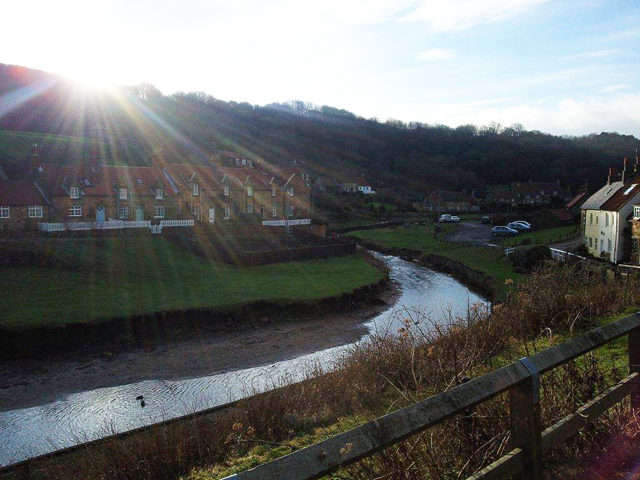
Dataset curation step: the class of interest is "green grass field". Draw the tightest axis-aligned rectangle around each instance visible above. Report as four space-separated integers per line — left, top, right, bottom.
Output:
346 224 521 297
0 237 385 330
503 225 579 247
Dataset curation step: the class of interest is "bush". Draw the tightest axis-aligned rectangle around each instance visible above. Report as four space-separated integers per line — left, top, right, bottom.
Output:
508 245 551 272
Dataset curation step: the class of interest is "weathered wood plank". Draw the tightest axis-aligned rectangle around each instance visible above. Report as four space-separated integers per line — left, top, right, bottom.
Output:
226 362 530 480
541 372 639 453
528 313 640 374
465 448 525 480
509 376 542 480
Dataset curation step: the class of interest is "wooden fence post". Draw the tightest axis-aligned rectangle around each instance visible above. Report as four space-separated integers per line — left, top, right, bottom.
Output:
510 359 543 480
628 328 640 411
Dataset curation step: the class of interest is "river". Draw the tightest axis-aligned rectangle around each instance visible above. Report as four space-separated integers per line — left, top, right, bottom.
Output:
0 253 488 467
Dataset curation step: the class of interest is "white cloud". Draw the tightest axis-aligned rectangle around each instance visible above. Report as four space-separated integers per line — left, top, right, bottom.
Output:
401 0 550 31
416 49 456 61
419 94 640 136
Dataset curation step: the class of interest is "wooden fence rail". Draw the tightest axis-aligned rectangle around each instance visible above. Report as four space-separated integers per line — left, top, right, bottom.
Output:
223 313 640 480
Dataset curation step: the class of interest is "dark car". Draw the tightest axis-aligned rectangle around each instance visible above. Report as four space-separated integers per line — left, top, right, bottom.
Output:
481 216 491 224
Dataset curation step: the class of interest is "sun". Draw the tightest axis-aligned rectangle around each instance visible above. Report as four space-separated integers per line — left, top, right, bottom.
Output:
64 67 119 89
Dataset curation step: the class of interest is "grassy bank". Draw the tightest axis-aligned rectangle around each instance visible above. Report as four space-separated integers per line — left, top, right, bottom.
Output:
18 263 640 480
346 224 522 296
0 236 385 330
503 224 580 247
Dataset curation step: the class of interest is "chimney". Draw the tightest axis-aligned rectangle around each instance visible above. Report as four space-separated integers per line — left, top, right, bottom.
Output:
29 143 41 174
622 157 630 183
608 166 618 185
634 149 640 175
151 148 165 170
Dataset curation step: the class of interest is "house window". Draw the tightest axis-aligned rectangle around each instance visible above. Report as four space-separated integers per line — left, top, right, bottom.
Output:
28 205 43 218
119 188 128 200
289 205 294 217
224 185 230 196
70 187 80 199
608 239 612 252
156 189 163 200
247 204 254 213
0 206 10 218
595 215 599 226
589 237 593 248
288 187 294 196
272 204 277 217
224 205 230 219
69 205 82 217
247 186 253 197
600 239 604 251
590 213 593 225
118 205 129 219
192 205 200 218
192 183 199 196
272 186 277 197
154 205 165 218
605 213 609 227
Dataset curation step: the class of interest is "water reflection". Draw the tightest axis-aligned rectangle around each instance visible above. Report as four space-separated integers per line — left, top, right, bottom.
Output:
0 253 487 466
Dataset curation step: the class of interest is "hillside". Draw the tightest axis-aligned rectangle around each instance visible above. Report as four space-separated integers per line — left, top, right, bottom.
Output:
1 62 639 195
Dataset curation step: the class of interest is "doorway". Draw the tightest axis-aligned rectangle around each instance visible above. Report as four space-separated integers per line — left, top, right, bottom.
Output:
209 207 215 223
96 206 105 222
136 206 144 221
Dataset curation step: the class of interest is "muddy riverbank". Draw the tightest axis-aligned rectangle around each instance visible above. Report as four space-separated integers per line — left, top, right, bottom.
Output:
0 280 399 412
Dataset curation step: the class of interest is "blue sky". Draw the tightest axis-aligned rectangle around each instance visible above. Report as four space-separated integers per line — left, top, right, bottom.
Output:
2 0 639 136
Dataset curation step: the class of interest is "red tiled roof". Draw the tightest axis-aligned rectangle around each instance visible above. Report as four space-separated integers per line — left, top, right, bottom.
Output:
0 179 49 205
566 192 587 209
601 178 640 212
546 208 574 222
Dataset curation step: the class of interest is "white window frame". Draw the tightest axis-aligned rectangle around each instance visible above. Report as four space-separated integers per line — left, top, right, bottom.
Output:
247 204 254 214
224 205 231 219
118 204 129 219
289 205 294 217
156 188 163 200
272 204 277 217
192 183 199 196
154 205 165 218
224 184 230 196
288 187 294 196
0 206 9 219
247 186 253 197
69 205 83 217
119 188 128 200
28 205 43 218
70 187 80 199
191 205 200 218
272 186 277 197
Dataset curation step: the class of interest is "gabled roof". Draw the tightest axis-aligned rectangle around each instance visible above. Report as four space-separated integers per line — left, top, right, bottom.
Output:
0 179 50 205
545 208 574 222
581 181 625 210
164 164 220 190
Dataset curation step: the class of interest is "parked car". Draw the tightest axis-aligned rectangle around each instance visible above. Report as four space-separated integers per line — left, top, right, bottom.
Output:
481 216 491 224
507 222 531 231
451 216 461 223
514 221 531 228
492 226 518 237
438 214 452 223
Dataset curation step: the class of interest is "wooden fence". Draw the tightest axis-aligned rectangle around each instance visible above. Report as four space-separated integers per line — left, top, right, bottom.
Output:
223 313 640 480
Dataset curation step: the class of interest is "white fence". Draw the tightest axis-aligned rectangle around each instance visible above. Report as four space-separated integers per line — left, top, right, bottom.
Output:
160 219 194 227
38 219 192 233
262 218 311 227
550 247 587 262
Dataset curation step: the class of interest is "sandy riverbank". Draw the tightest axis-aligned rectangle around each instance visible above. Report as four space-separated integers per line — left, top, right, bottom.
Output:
0 281 400 412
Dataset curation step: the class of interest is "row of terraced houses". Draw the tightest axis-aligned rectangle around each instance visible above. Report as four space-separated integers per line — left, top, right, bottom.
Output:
0 146 312 232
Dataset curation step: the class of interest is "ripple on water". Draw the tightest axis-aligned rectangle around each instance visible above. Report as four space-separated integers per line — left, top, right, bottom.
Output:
0 253 488 467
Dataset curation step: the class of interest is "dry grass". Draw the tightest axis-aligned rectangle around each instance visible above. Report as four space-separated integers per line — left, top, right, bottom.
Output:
10 262 640 480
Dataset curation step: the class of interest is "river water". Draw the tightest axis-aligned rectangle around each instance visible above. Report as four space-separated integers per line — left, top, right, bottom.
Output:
0 254 487 466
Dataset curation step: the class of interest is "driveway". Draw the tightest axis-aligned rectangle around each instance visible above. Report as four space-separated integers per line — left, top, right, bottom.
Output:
446 221 495 246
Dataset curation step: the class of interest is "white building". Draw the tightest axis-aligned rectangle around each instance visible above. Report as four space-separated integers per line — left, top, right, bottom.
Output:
581 160 640 263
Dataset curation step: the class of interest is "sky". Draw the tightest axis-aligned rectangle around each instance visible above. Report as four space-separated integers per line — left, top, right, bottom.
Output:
2 0 639 136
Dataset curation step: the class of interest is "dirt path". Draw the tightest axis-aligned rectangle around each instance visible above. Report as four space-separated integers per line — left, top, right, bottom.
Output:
0 283 400 412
